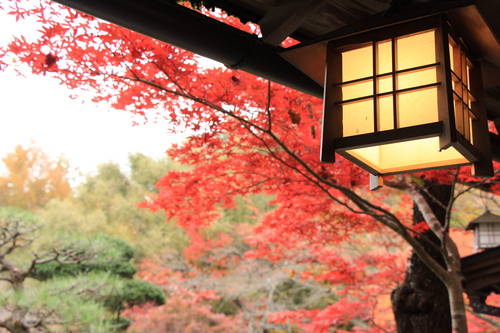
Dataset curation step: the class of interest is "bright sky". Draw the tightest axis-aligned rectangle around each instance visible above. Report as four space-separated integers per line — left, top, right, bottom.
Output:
0 4 184 179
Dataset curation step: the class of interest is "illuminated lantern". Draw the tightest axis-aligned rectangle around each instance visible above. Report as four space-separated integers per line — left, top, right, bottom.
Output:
282 3 498 188
466 211 500 253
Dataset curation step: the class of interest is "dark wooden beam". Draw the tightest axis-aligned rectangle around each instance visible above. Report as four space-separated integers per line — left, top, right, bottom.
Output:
334 122 444 150
259 0 329 46
468 292 500 317
490 133 500 162
464 266 500 290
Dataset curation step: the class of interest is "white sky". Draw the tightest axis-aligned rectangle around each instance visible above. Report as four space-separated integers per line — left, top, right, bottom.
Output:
0 4 184 179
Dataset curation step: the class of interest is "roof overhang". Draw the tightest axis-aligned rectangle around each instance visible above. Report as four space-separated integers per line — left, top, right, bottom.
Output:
281 1 500 87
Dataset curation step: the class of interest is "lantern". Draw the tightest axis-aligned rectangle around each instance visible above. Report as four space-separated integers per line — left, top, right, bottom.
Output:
282 2 499 186
466 211 500 253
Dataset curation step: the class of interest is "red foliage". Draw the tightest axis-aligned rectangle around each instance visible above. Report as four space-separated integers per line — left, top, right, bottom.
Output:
269 299 383 333
131 225 404 332
124 290 246 333
410 221 431 237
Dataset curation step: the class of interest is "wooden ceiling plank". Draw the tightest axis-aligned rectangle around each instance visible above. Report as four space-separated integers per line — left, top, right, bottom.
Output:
463 264 500 281
462 255 500 273
465 274 500 292
259 0 329 46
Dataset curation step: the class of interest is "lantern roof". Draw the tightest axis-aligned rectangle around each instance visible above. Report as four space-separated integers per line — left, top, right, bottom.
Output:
465 211 500 230
281 1 500 86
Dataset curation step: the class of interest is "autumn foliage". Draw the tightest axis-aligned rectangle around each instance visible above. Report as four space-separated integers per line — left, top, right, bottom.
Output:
3 0 500 332
124 224 406 332
0 143 70 209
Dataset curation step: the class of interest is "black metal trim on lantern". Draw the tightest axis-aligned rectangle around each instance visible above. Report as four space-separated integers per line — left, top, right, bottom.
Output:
334 121 444 150
334 82 442 106
333 62 441 88
332 123 482 176
340 150 473 176
454 131 482 162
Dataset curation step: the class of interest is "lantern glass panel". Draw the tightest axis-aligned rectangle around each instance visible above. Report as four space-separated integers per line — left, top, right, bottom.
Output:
337 29 441 138
377 40 392 74
342 45 372 81
377 95 394 131
396 30 436 70
449 36 475 142
397 87 439 128
477 223 500 249
377 76 393 94
346 136 469 174
397 67 437 90
342 100 374 136
342 80 373 100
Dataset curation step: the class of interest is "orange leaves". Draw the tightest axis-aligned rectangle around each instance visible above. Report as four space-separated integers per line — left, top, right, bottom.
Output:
0 143 71 209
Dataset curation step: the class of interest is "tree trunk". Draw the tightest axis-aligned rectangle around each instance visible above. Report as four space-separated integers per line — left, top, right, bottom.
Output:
392 182 452 333
0 308 44 333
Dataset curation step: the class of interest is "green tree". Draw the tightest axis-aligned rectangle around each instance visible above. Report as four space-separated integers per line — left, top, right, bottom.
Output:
77 162 130 215
72 155 189 259
37 198 108 237
0 208 164 332
129 153 175 193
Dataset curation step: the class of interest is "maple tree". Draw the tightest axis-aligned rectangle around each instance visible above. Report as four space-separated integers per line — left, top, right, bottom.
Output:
125 222 406 333
2 1 500 332
125 223 500 333
0 143 71 210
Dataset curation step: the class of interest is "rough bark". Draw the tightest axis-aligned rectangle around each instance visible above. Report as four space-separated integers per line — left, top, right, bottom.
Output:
0 308 47 333
392 182 452 333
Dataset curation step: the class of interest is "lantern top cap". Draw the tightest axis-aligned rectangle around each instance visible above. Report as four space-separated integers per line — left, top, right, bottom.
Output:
280 0 500 86
465 211 500 230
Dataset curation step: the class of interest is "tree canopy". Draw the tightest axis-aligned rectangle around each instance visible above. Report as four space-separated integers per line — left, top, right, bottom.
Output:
0 143 70 210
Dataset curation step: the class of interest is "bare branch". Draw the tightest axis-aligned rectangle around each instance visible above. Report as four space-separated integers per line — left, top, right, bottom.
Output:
266 80 272 132
0 276 12 283
388 181 445 240
467 308 500 328
444 168 460 233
